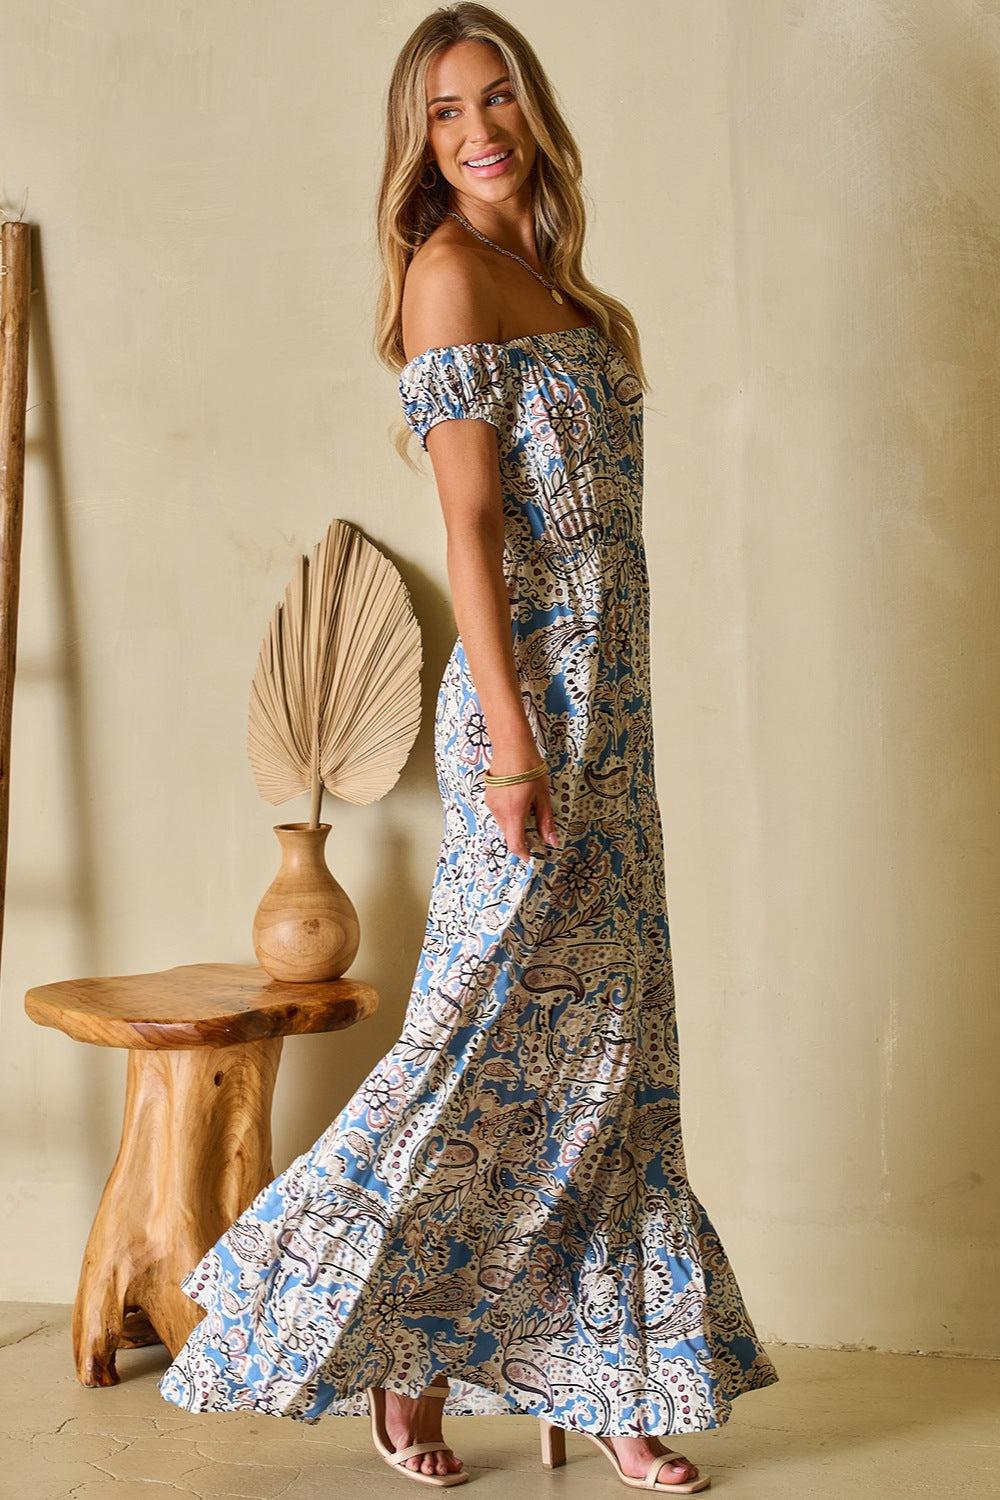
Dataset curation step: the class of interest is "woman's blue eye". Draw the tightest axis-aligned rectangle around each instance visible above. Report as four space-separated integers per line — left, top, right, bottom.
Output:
437 92 512 121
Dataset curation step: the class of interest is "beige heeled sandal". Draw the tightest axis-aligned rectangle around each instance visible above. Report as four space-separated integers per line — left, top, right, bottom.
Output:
367 1381 470 1487
540 1418 711 1492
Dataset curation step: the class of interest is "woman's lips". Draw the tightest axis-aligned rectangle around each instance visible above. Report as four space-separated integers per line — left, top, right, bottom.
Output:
463 148 514 177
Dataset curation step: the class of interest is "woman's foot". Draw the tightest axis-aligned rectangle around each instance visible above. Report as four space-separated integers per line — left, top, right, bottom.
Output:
604 1433 701 1487
381 1380 465 1479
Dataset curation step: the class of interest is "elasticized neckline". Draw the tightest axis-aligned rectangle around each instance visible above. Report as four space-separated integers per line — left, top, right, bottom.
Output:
399 323 607 382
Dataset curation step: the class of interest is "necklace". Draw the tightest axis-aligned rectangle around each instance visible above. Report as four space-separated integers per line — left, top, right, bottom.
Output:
446 208 564 303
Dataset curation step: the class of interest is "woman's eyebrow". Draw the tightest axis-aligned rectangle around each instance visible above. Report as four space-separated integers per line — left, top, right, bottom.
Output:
427 75 511 108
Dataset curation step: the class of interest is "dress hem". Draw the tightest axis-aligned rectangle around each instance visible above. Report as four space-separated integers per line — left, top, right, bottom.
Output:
158 1350 781 1439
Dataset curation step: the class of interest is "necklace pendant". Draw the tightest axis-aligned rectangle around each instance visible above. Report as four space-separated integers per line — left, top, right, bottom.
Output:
550 287 564 303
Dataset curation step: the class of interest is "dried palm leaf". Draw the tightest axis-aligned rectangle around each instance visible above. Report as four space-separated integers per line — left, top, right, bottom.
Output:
248 519 423 824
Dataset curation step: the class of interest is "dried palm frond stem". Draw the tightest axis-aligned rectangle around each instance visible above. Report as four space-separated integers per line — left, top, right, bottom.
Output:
248 519 422 825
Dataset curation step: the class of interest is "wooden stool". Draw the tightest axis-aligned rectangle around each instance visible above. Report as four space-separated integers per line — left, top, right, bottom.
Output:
24 960 379 1387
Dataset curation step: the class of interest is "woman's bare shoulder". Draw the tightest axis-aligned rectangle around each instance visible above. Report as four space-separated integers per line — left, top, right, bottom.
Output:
402 232 501 361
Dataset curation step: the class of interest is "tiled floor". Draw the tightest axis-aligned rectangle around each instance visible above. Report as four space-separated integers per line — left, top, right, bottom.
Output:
2 1303 998 1497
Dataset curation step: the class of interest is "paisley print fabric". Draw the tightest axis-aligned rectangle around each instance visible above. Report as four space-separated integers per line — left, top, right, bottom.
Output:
157 323 779 1437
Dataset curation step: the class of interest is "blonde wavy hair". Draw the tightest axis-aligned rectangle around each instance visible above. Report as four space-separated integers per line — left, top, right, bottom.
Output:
375 2 648 464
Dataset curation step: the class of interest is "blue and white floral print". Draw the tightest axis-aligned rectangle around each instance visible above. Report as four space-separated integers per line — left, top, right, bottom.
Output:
157 324 778 1436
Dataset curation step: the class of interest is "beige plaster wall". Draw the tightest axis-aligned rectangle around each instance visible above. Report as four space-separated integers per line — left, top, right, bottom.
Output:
1 1 997 1357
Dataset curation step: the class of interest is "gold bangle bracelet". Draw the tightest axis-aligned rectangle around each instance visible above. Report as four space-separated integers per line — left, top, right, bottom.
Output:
482 760 548 787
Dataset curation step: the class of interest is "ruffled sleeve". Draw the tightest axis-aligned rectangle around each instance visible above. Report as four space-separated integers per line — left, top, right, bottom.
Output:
398 341 511 452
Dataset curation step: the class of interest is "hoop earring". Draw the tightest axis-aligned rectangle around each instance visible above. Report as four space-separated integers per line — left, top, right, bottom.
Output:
419 160 438 190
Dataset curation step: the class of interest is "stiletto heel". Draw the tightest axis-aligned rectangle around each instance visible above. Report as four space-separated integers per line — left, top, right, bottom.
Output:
539 1418 567 1468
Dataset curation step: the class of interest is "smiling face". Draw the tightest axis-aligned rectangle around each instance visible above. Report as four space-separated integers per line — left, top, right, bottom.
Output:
424 39 537 207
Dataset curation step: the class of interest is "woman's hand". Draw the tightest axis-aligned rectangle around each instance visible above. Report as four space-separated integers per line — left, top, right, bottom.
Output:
484 746 561 862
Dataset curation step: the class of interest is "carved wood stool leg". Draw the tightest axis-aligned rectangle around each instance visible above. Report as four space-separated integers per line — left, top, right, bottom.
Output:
72 1036 282 1385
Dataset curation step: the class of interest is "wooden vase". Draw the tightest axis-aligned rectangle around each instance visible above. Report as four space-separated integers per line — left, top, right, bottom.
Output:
252 822 360 982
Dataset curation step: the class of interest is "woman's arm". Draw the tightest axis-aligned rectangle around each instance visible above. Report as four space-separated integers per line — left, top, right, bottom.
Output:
403 247 560 860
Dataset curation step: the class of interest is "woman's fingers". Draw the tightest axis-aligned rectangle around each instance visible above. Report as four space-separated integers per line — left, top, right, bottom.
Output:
504 793 532 860
534 781 561 847
485 777 560 860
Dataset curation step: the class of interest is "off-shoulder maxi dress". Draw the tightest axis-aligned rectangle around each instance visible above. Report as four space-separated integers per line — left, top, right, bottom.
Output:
157 323 779 1437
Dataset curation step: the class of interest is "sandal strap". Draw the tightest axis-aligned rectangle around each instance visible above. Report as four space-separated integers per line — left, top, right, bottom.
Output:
645 1451 690 1484
391 1439 453 1463
422 1384 449 1398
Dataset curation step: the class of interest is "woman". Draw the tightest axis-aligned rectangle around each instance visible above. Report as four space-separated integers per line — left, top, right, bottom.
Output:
158 5 778 1492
